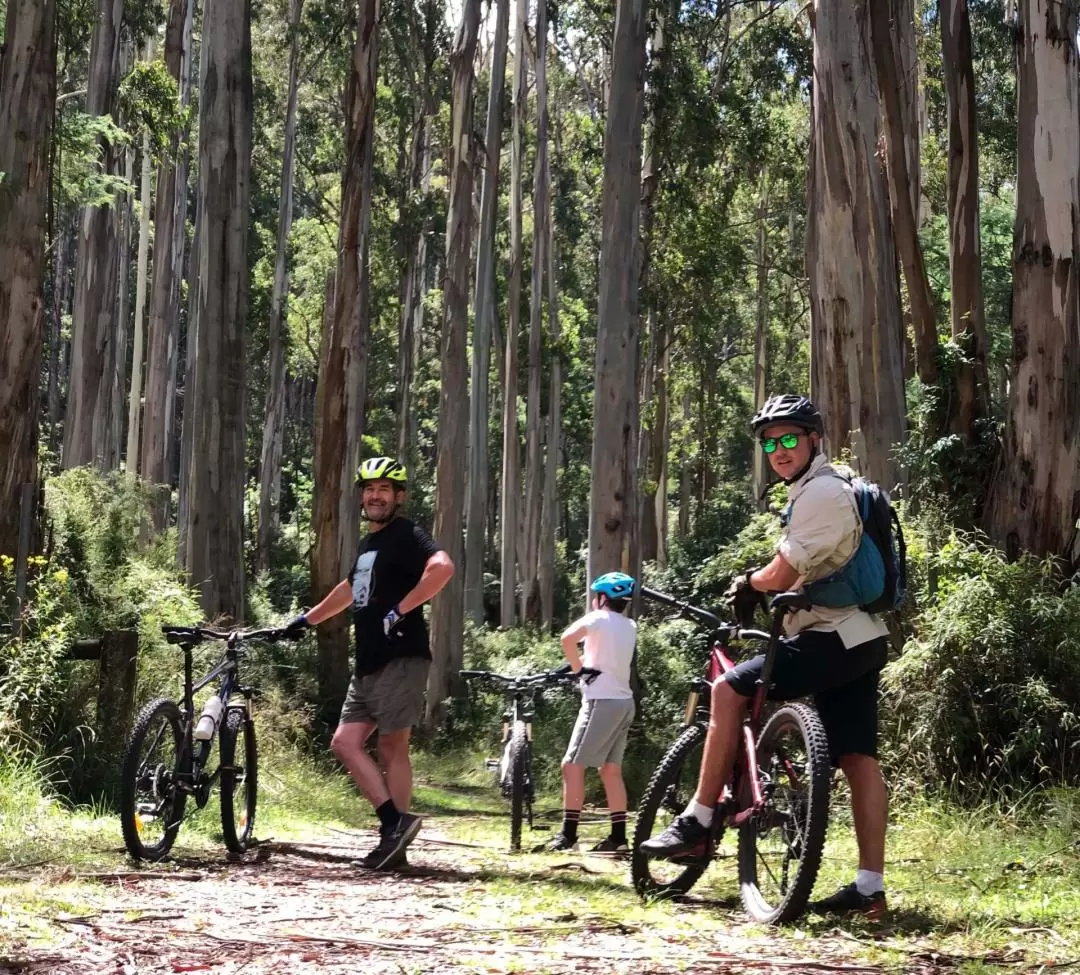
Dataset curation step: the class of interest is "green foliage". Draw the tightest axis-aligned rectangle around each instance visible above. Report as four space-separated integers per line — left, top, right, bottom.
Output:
117 58 188 157
883 526 1080 791
0 470 201 770
52 109 132 211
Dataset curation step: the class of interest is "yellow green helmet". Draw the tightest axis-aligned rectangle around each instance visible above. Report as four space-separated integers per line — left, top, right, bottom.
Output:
357 456 408 485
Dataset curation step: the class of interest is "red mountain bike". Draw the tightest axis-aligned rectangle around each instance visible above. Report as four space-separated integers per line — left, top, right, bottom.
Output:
631 587 831 924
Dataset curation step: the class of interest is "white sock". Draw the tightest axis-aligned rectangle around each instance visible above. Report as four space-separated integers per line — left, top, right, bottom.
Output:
855 869 884 896
681 800 713 827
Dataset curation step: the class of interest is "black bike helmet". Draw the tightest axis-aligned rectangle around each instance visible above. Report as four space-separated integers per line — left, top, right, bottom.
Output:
750 394 824 436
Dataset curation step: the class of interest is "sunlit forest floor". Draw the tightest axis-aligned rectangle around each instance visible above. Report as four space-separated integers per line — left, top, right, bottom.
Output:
0 752 1078 974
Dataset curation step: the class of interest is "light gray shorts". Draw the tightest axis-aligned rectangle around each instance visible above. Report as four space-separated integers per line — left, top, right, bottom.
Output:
563 698 636 767
340 656 430 733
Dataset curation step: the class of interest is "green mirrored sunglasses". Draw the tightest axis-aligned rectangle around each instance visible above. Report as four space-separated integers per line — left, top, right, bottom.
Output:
760 432 802 454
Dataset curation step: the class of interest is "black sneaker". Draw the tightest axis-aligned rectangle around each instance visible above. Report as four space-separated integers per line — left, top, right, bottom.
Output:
638 815 710 860
589 836 629 855
359 812 422 869
533 832 579 853
809 883 886 919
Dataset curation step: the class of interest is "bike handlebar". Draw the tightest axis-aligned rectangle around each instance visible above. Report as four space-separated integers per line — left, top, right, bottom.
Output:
162 625 303 647
459 666 602 688
640 586 729 630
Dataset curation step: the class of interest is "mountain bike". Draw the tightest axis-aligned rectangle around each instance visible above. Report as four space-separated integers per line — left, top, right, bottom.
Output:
119 624 298 861
459 665 600 853
631 587 831 924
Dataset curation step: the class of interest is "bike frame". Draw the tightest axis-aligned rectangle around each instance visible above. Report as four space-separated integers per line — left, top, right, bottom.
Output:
641 587 806 834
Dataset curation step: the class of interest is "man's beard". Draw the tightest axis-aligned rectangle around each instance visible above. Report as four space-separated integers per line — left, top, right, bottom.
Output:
363 502 398 523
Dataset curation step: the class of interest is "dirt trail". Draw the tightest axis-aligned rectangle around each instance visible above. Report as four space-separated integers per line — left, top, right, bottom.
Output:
0 824 959 975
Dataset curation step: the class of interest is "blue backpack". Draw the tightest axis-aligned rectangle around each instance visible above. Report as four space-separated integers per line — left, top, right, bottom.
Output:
781 470 907 614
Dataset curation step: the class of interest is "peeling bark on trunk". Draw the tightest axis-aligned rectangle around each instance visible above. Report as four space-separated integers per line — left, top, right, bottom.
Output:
870 0 937 390
588 0 646 588
465 0 509 625
185 0 253 621
941 0 990 436
47 229 71 432
256 0 304 574
142 0 193 524
985 0 1080 567
499 0 528 628
177 202 201 568
113 139 134 471
63 0 124 471
807 0 906 491
312 0 379 707
426 0 480 727
0 0 56 558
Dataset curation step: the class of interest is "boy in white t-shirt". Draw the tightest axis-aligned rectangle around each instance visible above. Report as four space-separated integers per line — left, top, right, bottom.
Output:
542 572 637 853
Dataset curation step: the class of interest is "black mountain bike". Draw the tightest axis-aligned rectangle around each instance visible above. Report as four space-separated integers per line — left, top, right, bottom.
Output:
631 587 832 924
119 624 297 861
459 665 599 852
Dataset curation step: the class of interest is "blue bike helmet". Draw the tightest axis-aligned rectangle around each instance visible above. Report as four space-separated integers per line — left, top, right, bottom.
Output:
590 572 636 600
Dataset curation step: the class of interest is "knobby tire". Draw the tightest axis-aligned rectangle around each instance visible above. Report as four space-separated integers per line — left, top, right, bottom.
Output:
220 707 259 854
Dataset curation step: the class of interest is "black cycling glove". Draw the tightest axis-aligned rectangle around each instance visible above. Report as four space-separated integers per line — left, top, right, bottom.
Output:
726 570 766 629
280 614 312 640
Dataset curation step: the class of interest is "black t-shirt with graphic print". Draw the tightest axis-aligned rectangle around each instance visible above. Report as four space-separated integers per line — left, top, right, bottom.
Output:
347 516 442 676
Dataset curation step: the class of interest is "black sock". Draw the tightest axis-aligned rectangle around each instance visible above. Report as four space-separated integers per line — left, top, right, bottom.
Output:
562 808 581 842
376 800 401 834
610 811 627 844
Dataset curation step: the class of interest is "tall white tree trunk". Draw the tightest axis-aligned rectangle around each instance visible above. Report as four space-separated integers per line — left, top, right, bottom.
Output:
499 0 528 627
587 0 647 589
256 0 304 573
751 173 769 509
126 65 155 477
986 0 1080 565
465 0 510 625
807 0 906 490
63 0 124 470
426 0 481 726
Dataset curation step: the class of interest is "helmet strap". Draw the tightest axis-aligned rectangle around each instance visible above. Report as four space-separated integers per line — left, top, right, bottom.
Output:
781 439 820 485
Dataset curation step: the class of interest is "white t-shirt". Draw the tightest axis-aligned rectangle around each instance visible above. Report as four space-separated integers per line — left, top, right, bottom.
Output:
575 609 636 701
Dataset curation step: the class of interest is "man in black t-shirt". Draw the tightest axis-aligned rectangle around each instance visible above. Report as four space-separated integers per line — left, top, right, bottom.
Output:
281 457 454 869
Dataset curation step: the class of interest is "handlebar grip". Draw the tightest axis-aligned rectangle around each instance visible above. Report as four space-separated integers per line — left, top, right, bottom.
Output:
579 667 602 685
459 670 486 678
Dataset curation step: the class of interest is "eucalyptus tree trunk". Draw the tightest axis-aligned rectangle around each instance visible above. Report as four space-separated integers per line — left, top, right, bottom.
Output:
112 140 135 470
522 0 553 624
538 36 562 629
426 0 481 727
256 0 304 574
587 0 647 589
177 203 201 568
312 0 379 705
807 0 906 491
651 321 670 567
637 0 671 562
63 0 124 471
985 0 1080 566
142 0 194 521
869 0 937 390
941 0 990 437
677 388 691 537
126 101 154 476
47 230 71 432
185 0 253 621
0 0 56 558
751 171 769 510
499 0 528 627
894 0 919 223
465 0 510 625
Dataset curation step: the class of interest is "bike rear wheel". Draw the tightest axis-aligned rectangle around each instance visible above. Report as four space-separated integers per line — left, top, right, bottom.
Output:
220 707 258 854
508 721 528 852
120 698 188 861
631 722 710 899
737 702 831 924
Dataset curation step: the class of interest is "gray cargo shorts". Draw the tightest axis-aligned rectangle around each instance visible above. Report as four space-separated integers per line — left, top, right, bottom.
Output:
340 656 430 733
563 698 636 767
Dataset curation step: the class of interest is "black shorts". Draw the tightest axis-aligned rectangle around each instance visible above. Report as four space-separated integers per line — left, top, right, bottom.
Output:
724 630 888 761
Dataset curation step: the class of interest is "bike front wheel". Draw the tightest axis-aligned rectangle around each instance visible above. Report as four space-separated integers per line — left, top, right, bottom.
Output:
508 721 529 852
120 698 188 861
737 702 831 924
220 707 258 854
631 722 710 899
